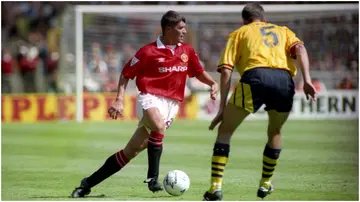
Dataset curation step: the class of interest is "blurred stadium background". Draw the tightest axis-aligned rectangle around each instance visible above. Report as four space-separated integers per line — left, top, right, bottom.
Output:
1 1 358 121
2 1 358 95
1 1 359 201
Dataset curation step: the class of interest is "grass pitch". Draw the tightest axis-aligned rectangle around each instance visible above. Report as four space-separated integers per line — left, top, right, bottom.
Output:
2 120 358 200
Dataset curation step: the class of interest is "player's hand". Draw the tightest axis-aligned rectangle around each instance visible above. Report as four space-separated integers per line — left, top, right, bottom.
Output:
210 83 219 100
108 99 124 120
303 80 317 101
209 111 223 130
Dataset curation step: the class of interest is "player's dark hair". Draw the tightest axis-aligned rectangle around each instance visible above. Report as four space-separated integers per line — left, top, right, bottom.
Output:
242 3 265 22
161 10 186 33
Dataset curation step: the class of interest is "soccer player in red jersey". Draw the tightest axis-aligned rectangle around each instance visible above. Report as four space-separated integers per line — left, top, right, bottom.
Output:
71 10 218 198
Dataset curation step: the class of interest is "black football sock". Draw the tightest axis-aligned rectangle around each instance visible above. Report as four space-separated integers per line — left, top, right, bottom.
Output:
147 131 164 181
86 149 129 188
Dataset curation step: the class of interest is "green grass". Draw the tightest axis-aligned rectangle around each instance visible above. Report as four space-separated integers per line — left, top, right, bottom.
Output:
2 120 359 201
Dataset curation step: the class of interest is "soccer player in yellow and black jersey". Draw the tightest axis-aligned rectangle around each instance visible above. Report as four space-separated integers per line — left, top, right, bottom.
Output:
202 3 317 201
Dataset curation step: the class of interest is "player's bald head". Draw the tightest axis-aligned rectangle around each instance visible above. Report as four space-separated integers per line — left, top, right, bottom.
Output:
242 3 265 22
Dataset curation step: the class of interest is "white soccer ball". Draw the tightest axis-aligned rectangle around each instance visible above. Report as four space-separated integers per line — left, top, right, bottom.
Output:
163 170 190 196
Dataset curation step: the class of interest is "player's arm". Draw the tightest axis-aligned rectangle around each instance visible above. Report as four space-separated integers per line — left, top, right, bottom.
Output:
286 27 309 82
195 71 218 100
218 68 232 112
208 63 233 130
291 44 311 83
116 52 142 100
217 32 240 111
287 28 316 100
188 48 219 100
195 71 216 86
108 49 144 119
208 32 240 130
291 44 316 100
115 74 129 101
108 73 129 119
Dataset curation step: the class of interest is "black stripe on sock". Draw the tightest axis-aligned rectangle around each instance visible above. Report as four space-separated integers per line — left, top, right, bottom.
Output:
263 167 275 172
263 161 276 167
262 174 273 178
211 173 223 178
211 167 224 172
212 162 226 166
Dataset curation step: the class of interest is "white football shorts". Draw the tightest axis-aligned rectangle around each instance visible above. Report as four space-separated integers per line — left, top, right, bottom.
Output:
136 93 179 131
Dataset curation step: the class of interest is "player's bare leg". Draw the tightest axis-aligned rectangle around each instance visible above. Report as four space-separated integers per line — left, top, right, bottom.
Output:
123 126 149 159
203 103 249 201
257 110 290 199
71 126 149 198
141 107 166 192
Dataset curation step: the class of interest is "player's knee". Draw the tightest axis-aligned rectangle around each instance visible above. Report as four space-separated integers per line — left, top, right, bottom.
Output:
217 122 234 139
151 121 166 133
268 126 281 136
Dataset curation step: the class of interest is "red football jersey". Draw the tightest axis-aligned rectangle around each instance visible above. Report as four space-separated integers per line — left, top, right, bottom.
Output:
122 37 205 102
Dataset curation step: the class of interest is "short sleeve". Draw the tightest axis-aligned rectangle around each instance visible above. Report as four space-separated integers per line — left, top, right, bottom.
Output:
187 47 204 78
217 31 241 73
285 27 303 52
121 48 145 80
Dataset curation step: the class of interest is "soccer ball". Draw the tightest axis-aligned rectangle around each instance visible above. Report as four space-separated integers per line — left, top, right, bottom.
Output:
163 170 190 196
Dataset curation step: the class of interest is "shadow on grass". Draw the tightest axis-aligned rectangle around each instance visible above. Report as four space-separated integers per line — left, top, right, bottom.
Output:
123 193 181 200
30 194 106 199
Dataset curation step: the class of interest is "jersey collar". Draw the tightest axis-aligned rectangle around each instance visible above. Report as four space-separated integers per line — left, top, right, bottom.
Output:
156 36 182 49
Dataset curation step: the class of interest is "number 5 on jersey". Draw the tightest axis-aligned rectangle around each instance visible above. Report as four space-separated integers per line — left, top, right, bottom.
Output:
260 26 279 47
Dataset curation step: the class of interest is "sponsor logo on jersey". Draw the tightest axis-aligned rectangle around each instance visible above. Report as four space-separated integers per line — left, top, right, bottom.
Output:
158 66 188 73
